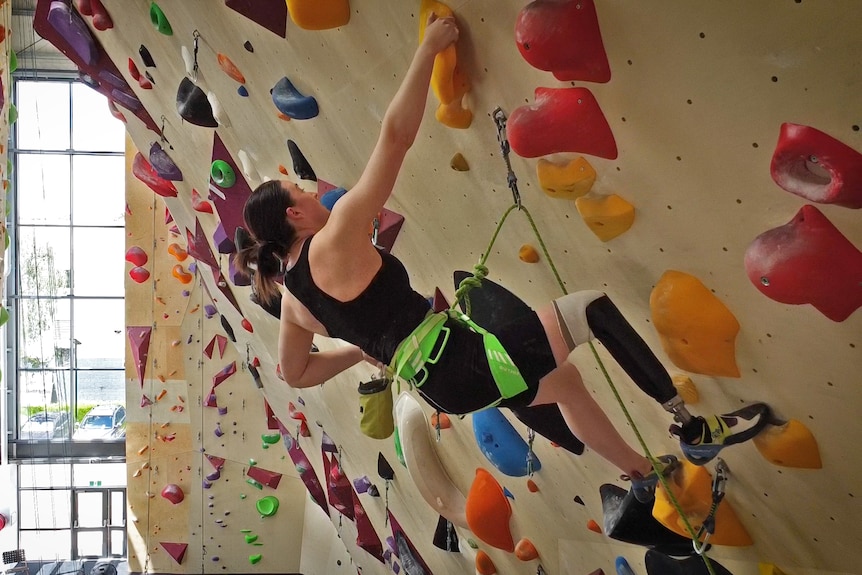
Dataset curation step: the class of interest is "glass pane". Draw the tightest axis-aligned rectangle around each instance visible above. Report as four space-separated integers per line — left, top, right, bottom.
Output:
72 464 126 489
18 226 72 296
18 296 71 366
19 463 72 488
16 80 71 151
110 529 126 556
72 155 125 226
73 299 125 368
19 488 72 528
75 491 104 528
72 82 125 152
17 154 71 225
110 491 125 526
72 229 124 296
76 530 105 557
19 529 71 560
18 404 74 441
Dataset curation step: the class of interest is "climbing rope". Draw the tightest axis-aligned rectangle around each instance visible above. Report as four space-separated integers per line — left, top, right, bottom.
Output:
451 108 722 574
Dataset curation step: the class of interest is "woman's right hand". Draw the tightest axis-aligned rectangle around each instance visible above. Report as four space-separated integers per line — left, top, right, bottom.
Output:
422 13 459 54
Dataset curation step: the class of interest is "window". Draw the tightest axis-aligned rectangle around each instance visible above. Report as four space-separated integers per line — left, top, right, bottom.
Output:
6 75 128 561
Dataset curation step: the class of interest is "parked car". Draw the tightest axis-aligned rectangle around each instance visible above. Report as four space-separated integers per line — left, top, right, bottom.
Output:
73 404 126 440
20 410 72 440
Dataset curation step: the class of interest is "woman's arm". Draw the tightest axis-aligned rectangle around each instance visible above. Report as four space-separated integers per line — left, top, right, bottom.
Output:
278 317 365 388
323 15 460 239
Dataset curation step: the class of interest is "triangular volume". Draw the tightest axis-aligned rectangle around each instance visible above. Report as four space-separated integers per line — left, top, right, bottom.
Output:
127 326 152 387
280 424 328 516
215 334 228 358
205 454 226 470
432 287 450 312
373 208 404 254
159 542 187 565
214 270 243 314
247 465 283 489
210 133 254 248
352 489 384 563
325 453 355 520
225 0 287 38
388 511 433 574
212 361 237 387
185 219 219 270
204 335 217 359
599 483 693 555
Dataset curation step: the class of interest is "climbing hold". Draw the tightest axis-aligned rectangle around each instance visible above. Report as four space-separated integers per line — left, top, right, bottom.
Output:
575 193 635 242
475 550 497 575
176 77 218 127
107 100 126 123
320 187 347 210
47 0 97 65
139 44 155 67
89 0 113 31
465 468 514 552
599 483 693 555
149 142 183 181
526 479 539 492
587 519 602 534
243 40 254 52
207 91 232 128
248 554 262 565
377 452 395 481
132 153 178 197
419 0 472 128
671 374 699 405
650 270 741 377
430 412 451 429
508 87 617 159
515 0 610 83
615 557 636 575
238 85 249 97
160 484 184 504
759 564 790 575
191 188 213 214
537 156 596 200
217 53 246 84
450 152 469 171
653 460 753 546
171 265 193 284
129 266 150 283
744 204 862 322
271 77 319 120
125 246 148 267
211 160 237 188
128 58 141 81
472 407 542 477
159 542 187 565
753 419 821 469
149 2 173 35
241 318 253 333
518 244 540 263
286 0 350 30
770 122 862 209
256 495 279 517
167 243 188 261
287 139 317 181
514 538 539 561
245 533 258 544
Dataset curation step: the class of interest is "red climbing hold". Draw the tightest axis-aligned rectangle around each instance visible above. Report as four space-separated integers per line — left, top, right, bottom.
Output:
515 0 611 83
125 246 148 266
129 266 150 283
508 87 617 160
132 153 177 198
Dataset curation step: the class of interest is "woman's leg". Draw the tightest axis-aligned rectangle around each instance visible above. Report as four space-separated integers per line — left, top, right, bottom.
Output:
530 305 652 478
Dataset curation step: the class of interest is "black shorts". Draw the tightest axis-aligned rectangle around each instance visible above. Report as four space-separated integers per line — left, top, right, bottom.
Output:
415 310 556 415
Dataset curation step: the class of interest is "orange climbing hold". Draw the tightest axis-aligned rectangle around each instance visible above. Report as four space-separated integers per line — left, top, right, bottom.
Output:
419 0 472 129
537 157 596 200
286 0 350 30
475 550 497 575
653 460 753 546
759 564 790 575
172 265 193 284
526 478 539 492
650 270 741 377
466 468 514 552
278 164 289 175
217 53 246 84
167 243 188 261
575 194 635 242
519 244 540 263
514 538 539 561
753 419 821 469
586 519 602 534
430 412 451 429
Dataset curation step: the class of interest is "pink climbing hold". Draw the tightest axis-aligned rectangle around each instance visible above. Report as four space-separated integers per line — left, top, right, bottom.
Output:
770 122 862 209
744 204 862 322
132 152 177 198
128 266 150 283
159 542 187 565
508 87 617 160
160 483 185 504
125 246 148 266
515 0 611 83
127 326 152 387
213 362 237 387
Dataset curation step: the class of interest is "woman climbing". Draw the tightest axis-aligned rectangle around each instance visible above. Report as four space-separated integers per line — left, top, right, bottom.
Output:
235 13 770 502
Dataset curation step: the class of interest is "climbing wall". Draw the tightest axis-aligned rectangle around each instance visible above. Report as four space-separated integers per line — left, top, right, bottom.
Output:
35 1 862 574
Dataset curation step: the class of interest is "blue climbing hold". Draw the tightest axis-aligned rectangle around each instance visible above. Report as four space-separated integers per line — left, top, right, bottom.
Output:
616 556 637 575
472 407 541 477
320 187 347 210
271 77 319 120
238 85 249 97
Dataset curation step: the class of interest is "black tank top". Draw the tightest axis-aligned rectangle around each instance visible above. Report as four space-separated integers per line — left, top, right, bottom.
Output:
283 237 431 363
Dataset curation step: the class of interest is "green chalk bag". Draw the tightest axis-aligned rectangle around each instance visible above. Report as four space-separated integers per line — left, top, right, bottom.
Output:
358 377 394 439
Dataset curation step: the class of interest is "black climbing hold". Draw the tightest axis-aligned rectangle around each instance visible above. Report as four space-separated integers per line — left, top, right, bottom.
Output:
244 40 254 52
377 452 395 481
139 44 156 67
220 315 236 342
287 139 317 181
176 77 218 127
432 515 460 553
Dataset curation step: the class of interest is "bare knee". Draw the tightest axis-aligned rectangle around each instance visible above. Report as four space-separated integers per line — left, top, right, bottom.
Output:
529 362 588 407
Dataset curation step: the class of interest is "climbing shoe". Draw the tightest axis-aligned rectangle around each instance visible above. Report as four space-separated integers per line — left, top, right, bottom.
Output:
624 454 680 504
671 402 772 465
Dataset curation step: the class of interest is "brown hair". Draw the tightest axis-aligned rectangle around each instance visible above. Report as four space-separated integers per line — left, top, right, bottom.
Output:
234 180 297 306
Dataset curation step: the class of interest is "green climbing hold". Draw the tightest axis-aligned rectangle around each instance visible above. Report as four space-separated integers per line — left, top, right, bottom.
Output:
149 2 173 35
9 50 17 74
467 538 479 549
256 495 279 517
245 534 258 544
246 478 262 490
0 307 9 327
8 103 17 125
394 426 405 467
240 494 247 500
248 458 257 466
249 554 262 565
211 160 236 187
262 432 280 445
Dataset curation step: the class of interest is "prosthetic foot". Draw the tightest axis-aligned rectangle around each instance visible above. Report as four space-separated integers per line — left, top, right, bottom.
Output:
670 402 772 465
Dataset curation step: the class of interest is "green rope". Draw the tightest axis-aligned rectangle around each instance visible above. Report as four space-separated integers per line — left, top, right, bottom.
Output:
455 202 718 573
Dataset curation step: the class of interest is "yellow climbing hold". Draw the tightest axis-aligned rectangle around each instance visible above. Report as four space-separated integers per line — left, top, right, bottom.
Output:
650 270 741 377
286 0 349 30
419 0 472 129
753 419 821 469
537 157 596 200
519 244 540 263
653 460 753 547
759 564 790 575
671 374 699 404
575 193 635 242
450 152 469 171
